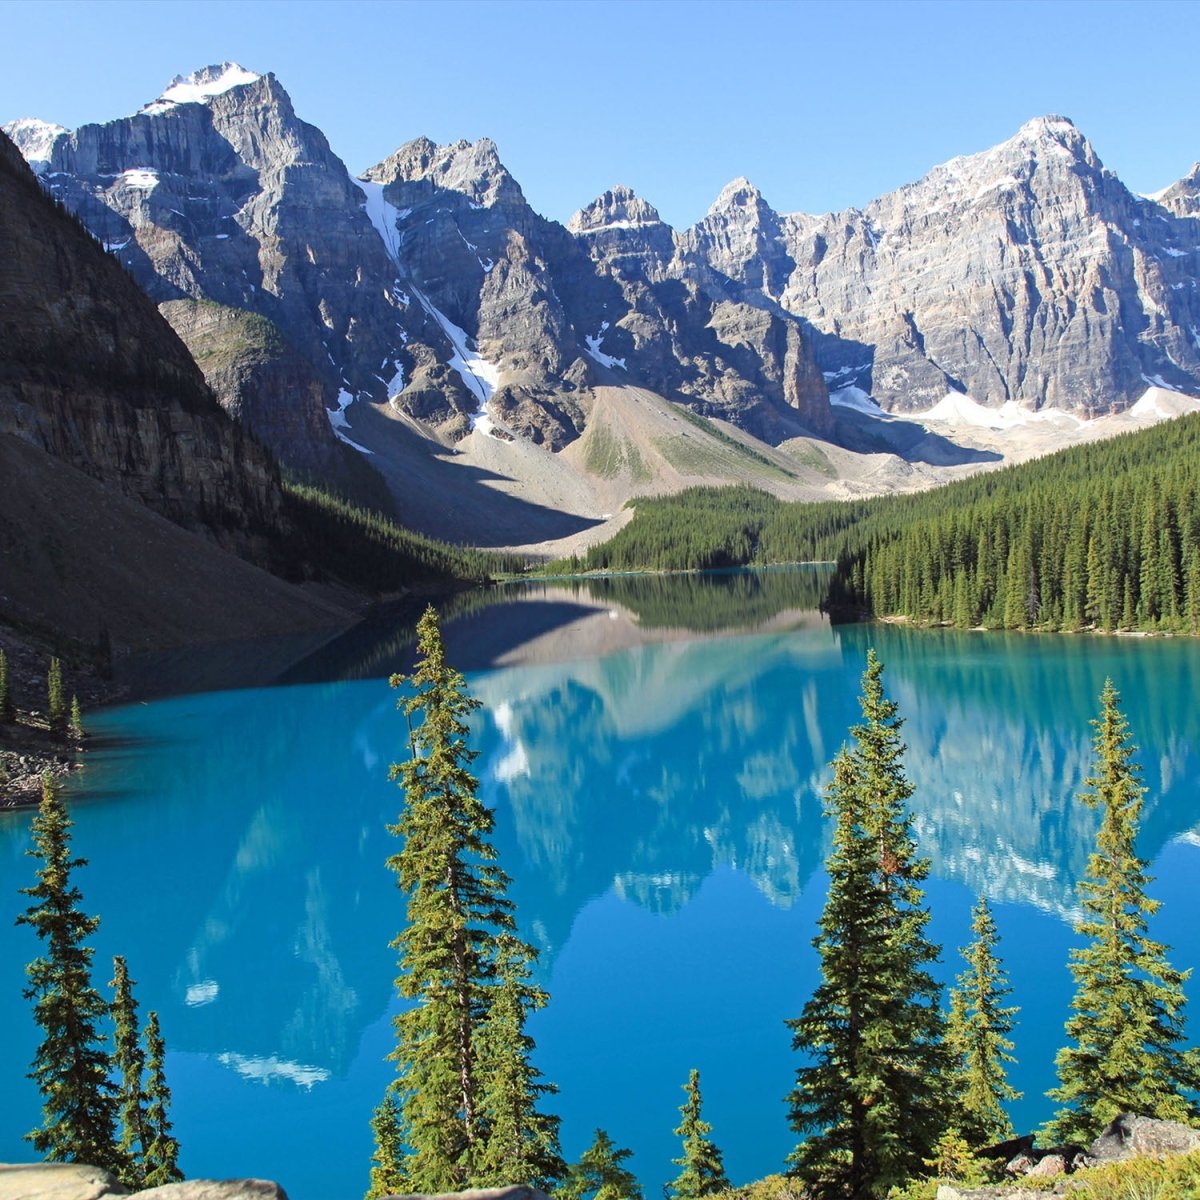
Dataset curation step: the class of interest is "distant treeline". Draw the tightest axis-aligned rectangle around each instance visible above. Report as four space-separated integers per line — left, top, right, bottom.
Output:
548 414 1200 634
284 481 526 591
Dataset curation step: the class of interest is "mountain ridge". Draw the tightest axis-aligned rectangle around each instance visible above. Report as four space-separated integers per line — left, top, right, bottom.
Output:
6 68 1200 553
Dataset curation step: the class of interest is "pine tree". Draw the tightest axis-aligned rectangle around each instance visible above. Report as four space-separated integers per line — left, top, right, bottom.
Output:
561 1129 643 1200
1045 680 1200 1144
110 956 146 1185
366 1089 406 1200
471 933 564 1189
944 898 1020 1149
667 1069 729 1200
140 1011 183 1187
0 646 13 722
70 695 84 739
17 773 119 1168
375 606 558 1191
787 652 948 1200
47 657 66 735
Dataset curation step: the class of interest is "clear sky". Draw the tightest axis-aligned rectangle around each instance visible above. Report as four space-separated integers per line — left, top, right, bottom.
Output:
4 0 1199 229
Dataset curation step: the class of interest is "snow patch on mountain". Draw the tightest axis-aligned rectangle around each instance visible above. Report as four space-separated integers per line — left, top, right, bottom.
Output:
355 178 405 266
2 117 67 172
413 291 503 435
585 322 626 370
326 388 374 454
919 392 1083 429
141 63 260 114
830 386 890 418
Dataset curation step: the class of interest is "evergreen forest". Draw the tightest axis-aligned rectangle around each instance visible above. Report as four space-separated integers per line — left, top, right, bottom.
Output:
552 415 1200 635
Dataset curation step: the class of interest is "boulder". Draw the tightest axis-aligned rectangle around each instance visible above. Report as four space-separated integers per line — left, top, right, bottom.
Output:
137 1182 287 1200
1089 1113 1200 1163
0 1164 127 1200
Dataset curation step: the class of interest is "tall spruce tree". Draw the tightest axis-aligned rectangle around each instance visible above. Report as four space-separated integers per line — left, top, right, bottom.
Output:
0 646 13 722
47 657 66 735
140 1011 183 1187
17 773 119 1169
1045 680 1200 1144
945 898 1020 1149
366 1088 406 1200
561 1129 643 1200
667 1069 729 1200
110 955 147 1184
787 652 948 1200
471 933 564 1189
374 606 558 1192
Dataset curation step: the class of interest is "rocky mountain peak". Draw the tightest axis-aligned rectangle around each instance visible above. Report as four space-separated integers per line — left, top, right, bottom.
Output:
707 176 769 216
568 185 665 234
1154 162 1200 216
1 117 67 173
363 135 524 209
139 62 262 115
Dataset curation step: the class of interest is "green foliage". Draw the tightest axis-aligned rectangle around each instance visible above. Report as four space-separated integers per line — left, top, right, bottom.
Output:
471 934 565 1189
47 657 66 735
140 1011 182 1188
283 479 525 592
562 487 784 573
376 606 559 1191
366 1088 406 1200
945 898 1020 1148
1045 681 1200 1144
668 1069 730 1200
70 695 84 739
0 647 13 722
557 414 1200 637
110 956 146 1186
1070 1148 1200 1200
786 652 949 1200
561 1128 643 1200
17 773 119 1169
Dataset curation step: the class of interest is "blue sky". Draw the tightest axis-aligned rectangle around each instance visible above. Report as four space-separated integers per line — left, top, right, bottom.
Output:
4 0 1199 229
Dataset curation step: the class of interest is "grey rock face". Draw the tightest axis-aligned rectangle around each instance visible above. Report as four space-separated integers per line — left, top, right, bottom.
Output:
568 185 833 440
362 136 599 449
1156 163 1200 217
9 66 418 470
0 128 285 564
690 116 1200 415
1089 1113 1200 1163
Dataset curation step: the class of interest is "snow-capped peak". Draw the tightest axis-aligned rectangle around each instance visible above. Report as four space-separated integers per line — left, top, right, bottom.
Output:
3 117 68 172
142 63 260 113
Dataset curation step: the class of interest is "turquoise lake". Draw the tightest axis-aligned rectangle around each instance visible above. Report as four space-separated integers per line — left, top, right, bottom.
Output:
2 569 1199 1198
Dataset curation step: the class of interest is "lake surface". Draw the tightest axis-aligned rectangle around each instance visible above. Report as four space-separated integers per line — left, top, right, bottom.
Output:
2 569 1199 1198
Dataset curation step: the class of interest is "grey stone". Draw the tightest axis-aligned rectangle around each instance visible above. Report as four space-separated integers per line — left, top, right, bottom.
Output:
137 1181 287 1200
0 1163 127 1200
1089 1113 1200 1163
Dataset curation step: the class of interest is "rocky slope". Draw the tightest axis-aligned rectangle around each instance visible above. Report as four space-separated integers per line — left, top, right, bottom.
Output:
0 128 349 654
0 127 285 559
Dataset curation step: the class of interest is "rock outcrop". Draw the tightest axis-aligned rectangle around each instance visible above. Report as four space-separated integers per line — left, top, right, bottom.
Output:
1089 1113 1200 1163
0 1165 288 1200
0 127 284 562
6 65 418 473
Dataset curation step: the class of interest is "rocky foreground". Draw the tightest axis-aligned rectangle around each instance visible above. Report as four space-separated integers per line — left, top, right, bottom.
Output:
3 1123 1198 1200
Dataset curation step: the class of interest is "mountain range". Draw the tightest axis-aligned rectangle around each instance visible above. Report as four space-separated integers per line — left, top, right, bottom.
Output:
6 63 1200 554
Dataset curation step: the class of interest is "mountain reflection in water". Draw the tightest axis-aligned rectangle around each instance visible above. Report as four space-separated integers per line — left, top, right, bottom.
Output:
1 571 1197 1199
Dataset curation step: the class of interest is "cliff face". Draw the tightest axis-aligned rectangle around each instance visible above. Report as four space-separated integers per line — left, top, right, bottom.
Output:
0 128 284 561
688 118 1200 415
